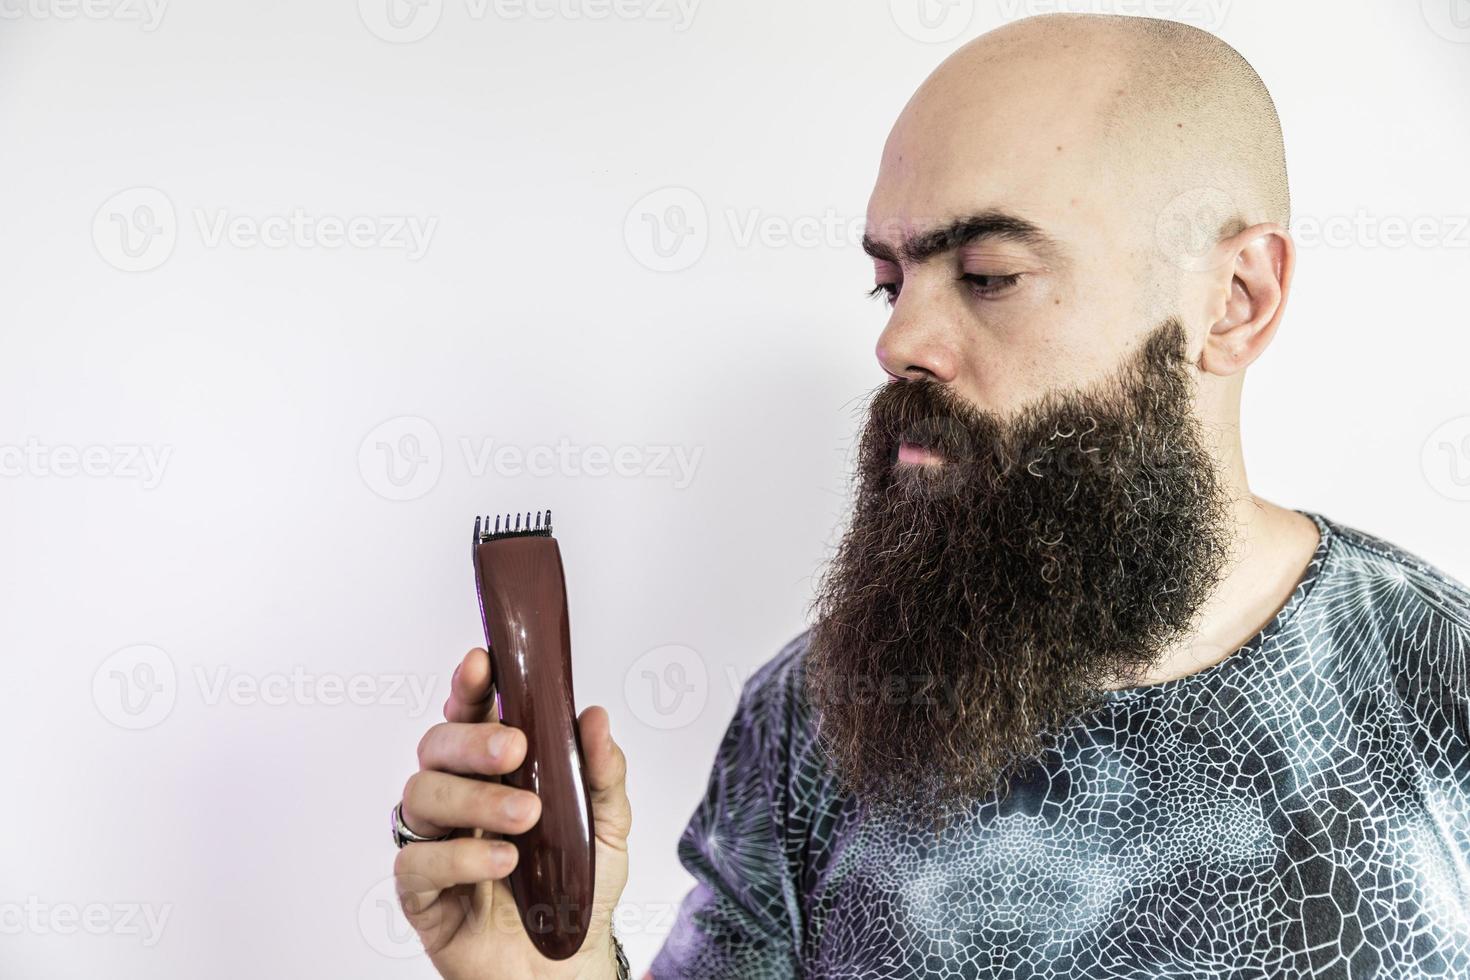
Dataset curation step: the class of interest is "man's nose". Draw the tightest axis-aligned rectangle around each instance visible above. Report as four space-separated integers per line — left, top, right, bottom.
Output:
874 303 959 383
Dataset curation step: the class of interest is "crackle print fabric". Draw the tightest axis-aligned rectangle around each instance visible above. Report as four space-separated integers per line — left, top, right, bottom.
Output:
650 512 1470 978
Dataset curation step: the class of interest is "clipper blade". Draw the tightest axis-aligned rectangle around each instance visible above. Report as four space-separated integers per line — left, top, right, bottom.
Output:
474 509 553 543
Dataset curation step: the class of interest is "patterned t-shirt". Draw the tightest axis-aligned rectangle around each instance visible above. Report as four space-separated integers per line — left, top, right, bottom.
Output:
649 511 1470 979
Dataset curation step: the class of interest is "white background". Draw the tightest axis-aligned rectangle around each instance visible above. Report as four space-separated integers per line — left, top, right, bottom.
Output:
2 0 1468 976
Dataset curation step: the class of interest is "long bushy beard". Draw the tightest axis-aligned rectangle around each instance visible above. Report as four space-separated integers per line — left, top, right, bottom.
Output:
805 318 1235 822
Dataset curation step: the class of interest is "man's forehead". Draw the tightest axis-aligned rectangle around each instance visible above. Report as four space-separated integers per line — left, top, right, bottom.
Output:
882 47 1121 160
863 104 1141 267
865 38 1128 253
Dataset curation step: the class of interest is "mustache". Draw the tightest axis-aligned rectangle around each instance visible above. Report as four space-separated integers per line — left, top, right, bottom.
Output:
868 374 996 460
862 323 1201 486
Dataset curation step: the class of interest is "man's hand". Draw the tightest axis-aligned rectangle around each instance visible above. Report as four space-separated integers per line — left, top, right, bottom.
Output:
394 647 633 980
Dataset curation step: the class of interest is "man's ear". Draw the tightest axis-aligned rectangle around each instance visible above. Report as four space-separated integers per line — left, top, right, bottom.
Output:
1199 223 1295 377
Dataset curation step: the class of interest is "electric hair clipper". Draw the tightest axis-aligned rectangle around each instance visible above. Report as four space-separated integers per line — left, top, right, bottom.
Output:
472 510 596 961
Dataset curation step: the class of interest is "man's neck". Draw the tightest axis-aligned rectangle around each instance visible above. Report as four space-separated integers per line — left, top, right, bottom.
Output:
1100 493 1321 692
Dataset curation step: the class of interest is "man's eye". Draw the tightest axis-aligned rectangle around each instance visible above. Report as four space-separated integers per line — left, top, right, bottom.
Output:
867 282 900 306
960 273 1023 297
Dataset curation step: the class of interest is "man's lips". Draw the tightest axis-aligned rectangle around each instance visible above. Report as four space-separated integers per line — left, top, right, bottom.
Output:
897 441 945 465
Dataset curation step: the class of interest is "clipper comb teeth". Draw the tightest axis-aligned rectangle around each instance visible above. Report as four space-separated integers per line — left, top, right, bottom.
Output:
474 509 553 543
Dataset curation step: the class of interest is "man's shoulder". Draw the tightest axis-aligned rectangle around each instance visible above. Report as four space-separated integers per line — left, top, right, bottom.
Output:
743 628 814 702
1312 511 1470 709
1317 511 1470 635
723 628 822 763
1316 514 1470 777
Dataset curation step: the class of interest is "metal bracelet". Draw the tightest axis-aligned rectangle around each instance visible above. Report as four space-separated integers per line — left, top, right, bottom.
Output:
610 926 632 980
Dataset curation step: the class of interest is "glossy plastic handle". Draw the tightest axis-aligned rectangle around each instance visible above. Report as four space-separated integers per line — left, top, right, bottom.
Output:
473 533 595 961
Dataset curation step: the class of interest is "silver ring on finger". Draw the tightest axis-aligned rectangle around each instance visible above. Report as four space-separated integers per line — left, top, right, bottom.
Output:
391 800 454 849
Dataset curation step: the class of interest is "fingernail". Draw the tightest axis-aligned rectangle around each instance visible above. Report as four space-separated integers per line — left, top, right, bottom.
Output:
504 794 537 821
490 842 517 871
488 730 511 758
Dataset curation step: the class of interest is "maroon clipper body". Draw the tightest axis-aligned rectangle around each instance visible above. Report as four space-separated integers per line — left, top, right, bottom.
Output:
471 510 595 961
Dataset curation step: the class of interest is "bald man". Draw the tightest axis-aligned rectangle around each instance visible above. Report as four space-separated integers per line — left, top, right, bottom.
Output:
392 14 1470 980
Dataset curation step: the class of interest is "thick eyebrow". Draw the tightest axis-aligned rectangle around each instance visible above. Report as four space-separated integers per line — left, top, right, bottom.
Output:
862 210 1064 266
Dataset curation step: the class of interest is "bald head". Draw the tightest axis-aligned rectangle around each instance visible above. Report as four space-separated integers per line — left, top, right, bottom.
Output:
1104 16 1289 234
867 13 1295 421
883 14 1287 258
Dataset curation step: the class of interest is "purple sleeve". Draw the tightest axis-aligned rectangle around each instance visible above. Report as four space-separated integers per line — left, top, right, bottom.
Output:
649 677 802 979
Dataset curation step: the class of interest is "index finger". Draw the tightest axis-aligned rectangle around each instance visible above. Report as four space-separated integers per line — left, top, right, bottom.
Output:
444 647 496 723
